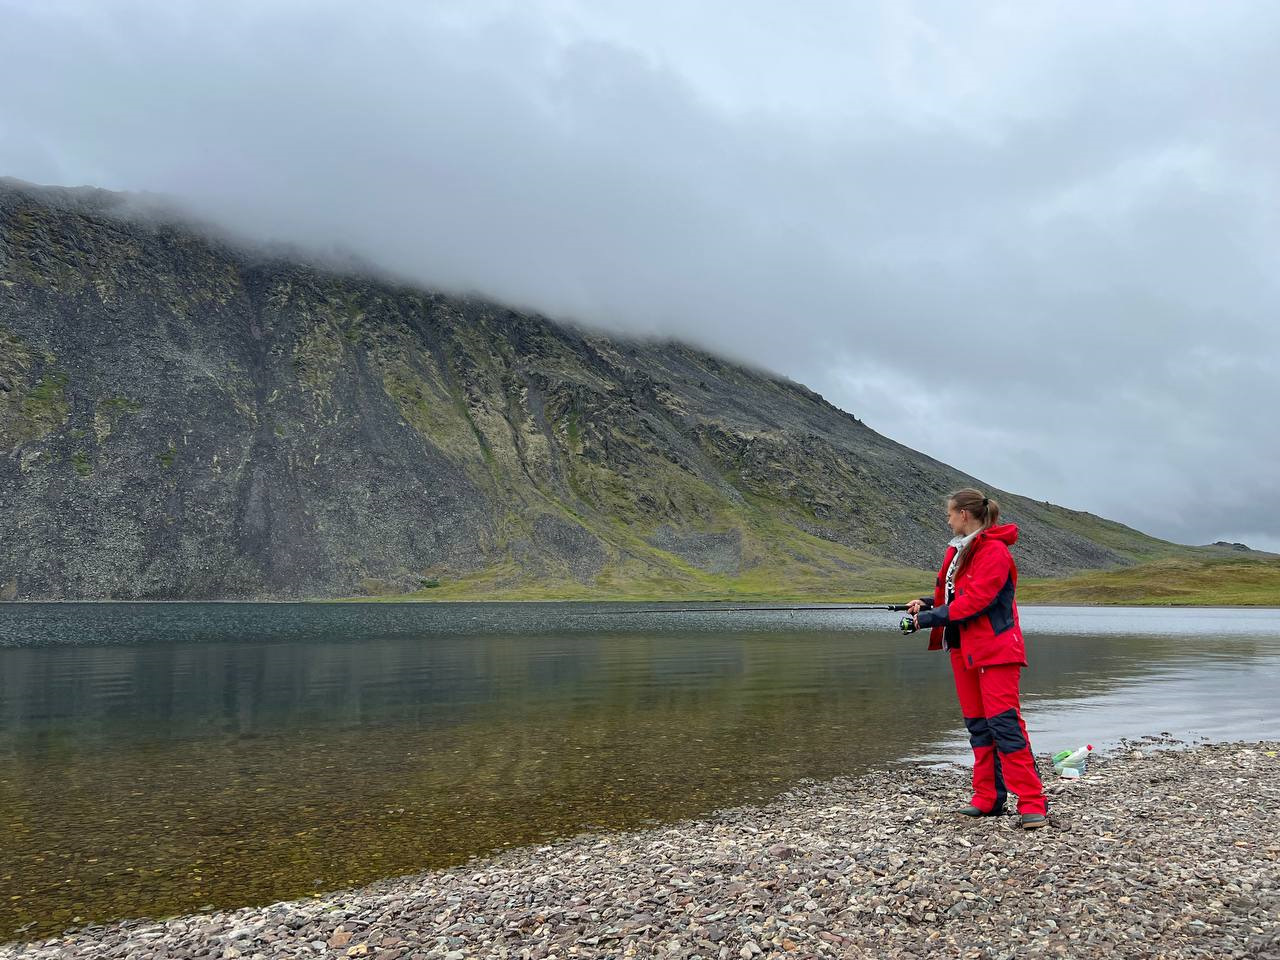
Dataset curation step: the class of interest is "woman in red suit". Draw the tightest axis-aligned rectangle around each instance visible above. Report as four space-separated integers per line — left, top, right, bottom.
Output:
908 488 1048 829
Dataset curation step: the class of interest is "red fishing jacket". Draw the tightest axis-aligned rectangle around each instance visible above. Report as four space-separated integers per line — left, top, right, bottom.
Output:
916 523 1027 669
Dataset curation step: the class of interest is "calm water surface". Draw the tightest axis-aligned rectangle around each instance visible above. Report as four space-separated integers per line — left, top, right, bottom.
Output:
1 602 1278 939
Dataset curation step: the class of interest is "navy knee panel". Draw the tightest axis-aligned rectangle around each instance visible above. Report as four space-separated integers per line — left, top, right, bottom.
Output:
987 708 1028 754
963 715 993 748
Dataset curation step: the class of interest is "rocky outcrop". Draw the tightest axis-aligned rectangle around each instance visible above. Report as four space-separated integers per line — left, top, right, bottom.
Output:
0 179 1174 599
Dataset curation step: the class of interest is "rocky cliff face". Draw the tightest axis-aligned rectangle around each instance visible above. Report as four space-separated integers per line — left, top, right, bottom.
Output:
0 179 1173 600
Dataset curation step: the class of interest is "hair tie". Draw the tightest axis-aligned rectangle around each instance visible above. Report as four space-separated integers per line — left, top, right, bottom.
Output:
982 497 989 506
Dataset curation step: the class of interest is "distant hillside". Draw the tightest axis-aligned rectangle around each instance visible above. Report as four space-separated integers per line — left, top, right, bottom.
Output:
0 178 1206 600
1019 553 1280 607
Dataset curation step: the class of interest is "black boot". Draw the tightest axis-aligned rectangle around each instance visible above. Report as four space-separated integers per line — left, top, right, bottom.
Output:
954 803 1005 817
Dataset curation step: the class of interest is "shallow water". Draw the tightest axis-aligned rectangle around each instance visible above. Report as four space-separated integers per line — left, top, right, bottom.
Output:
1 602 1278 939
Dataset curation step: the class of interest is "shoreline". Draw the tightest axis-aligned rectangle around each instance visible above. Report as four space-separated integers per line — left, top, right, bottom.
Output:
4 738 1277 959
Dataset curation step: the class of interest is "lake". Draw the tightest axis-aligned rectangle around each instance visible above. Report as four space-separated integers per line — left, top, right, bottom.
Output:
1 602 1278 939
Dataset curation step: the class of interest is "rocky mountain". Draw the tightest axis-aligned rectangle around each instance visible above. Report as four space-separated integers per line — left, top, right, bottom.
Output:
0 178 1180 600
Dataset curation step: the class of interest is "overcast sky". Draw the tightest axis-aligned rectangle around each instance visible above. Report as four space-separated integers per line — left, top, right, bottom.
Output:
3 1 1277 551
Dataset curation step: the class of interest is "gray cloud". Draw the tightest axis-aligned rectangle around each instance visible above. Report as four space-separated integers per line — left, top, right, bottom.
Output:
2 0 1277 550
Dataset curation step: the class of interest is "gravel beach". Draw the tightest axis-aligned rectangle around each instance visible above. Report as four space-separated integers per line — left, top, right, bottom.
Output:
4 738 1277 960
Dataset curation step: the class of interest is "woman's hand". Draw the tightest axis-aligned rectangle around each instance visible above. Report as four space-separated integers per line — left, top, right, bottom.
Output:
907 599 925 615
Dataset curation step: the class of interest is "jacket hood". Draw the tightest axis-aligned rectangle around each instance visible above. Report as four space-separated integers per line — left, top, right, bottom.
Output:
980 523 1019 546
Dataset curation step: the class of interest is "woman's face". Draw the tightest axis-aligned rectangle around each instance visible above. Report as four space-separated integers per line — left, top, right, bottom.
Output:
946 502 973 536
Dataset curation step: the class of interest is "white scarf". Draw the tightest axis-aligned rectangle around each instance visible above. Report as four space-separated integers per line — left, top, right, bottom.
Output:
945 529 981 602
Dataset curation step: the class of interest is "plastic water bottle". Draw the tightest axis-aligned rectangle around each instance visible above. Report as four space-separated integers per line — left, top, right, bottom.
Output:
1053 744 1092 777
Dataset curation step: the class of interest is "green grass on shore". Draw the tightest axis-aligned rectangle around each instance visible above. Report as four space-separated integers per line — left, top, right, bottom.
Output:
1018 552 1280 607
350 562 932 605
343 550 1278 607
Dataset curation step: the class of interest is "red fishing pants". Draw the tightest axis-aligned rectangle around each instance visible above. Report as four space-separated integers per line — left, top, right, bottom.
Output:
950 650 1047 815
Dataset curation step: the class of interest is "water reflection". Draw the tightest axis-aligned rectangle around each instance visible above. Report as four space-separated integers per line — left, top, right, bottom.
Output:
0 603 1278 940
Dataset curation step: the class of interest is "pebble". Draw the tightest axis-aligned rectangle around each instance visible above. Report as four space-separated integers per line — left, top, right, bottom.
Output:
2 738 1278 960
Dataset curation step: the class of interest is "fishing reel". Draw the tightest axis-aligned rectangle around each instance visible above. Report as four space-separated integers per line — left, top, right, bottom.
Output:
898 615 918 635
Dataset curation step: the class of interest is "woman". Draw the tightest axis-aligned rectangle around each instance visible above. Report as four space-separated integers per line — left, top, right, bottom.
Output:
907 488 1048 829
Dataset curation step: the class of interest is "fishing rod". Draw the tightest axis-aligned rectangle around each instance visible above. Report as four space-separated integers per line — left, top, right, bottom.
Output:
583 603 914 616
